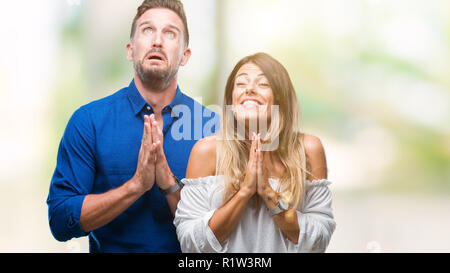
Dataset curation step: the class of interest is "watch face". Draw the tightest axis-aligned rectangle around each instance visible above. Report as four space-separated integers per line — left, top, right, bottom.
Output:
279 199 289 210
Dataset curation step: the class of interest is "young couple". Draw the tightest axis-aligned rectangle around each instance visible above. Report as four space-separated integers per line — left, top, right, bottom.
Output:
47 0 335 253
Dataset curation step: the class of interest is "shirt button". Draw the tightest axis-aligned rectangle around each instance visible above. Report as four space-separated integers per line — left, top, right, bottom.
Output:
146 106 151 111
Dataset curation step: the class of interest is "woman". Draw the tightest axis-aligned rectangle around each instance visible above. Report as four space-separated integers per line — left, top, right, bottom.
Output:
173 53 336 252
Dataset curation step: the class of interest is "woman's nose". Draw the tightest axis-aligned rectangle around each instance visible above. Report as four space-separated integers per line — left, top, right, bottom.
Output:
245 83 256 94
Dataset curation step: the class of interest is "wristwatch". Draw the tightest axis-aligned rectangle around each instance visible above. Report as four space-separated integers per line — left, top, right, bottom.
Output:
159 174 183 195
269 198 289 217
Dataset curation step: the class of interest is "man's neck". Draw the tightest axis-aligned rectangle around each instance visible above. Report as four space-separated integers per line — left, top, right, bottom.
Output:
134 74 178 115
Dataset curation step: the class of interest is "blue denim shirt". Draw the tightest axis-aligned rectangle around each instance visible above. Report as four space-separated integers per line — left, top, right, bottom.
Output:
47 79 219 252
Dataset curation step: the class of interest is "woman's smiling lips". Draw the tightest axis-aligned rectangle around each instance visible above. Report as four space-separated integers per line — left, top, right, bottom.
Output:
240 98 262 108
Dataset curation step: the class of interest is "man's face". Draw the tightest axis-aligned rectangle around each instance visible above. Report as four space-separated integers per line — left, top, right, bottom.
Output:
127 8 191 90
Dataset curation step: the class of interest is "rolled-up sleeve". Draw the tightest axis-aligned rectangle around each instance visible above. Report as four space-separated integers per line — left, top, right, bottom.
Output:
46 107 95 242
173 177 227 253
290 179 336 253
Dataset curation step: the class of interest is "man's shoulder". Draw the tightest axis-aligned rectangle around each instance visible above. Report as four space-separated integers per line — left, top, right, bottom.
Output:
66 86 129 129
80 86 129 113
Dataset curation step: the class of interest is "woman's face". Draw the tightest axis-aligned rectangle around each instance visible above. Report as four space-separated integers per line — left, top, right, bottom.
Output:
231 62 274 125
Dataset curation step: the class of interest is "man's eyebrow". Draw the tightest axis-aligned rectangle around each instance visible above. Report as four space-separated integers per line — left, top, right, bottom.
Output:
165 24 181 32
138 21 181 32
138 20 153 27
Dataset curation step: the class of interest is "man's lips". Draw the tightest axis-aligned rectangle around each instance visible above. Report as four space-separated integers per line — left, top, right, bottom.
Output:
145 51 166 62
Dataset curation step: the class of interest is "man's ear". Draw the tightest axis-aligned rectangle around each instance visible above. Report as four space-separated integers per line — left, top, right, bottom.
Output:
179 47 191 67
126 42 134 62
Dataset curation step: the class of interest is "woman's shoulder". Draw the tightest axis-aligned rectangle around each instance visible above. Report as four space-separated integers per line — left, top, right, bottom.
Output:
192 135 217 155
185 135 217 179
301 133 328 181
302 134 325 154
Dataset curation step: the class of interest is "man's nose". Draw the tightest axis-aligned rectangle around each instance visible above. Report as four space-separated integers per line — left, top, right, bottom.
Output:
151 31 163 47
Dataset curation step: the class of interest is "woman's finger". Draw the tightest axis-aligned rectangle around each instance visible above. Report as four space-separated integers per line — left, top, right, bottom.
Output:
257 133 263 164
249 132 257 165
256 134 262 174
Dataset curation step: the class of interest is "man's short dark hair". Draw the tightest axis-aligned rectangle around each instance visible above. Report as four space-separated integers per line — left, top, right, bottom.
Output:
130 0 190 46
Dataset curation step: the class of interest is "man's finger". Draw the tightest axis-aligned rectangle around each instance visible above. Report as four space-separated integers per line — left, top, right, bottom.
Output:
154 140 165 161
150 114 160 144
150 142 158 163
141 115 147 145
147 115 154 141
143 115 154 162
141 116 149 147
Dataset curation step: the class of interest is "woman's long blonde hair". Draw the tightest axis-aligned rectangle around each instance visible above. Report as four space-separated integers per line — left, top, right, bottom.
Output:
216 53 310 209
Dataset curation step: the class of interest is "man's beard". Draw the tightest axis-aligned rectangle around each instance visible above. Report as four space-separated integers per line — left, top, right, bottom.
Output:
134 54 179 91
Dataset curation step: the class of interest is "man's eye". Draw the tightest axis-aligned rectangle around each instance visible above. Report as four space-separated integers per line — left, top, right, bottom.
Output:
166 31 175 38
144 28 153 34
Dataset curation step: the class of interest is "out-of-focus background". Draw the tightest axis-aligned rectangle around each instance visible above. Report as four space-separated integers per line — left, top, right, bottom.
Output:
0 0 449 252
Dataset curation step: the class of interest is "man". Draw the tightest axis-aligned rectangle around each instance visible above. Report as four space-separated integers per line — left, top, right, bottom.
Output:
47 0 218 253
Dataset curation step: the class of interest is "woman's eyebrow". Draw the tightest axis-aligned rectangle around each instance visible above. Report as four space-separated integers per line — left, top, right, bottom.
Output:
236 73 248 78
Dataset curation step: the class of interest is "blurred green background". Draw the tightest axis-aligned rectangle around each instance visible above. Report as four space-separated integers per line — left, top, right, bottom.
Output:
0 0 449 252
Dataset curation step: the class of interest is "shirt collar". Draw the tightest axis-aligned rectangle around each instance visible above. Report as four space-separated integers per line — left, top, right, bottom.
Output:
126 79 185 117
167 85 184 118
127 79 149 116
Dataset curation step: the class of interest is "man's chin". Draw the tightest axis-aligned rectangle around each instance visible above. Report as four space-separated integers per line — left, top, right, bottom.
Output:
142 64 168 76
134 60 179 90
138 67 169 80
136 69 175 91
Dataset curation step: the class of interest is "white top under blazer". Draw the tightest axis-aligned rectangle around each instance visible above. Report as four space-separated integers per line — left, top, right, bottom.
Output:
173 175 336 253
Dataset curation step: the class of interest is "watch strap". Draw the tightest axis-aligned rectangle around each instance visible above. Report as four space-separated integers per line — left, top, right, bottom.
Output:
269 205 284 217
159 175 183 195
269 199 289 217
